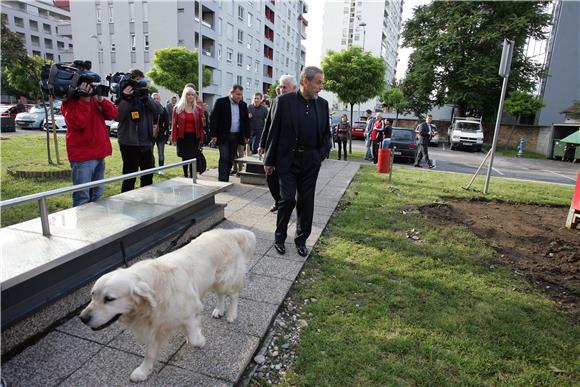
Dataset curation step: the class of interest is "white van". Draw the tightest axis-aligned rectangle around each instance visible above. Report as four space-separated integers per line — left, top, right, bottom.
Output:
448 117 484 152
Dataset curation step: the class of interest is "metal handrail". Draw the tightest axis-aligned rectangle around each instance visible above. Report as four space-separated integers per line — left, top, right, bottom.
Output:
0 158 197 236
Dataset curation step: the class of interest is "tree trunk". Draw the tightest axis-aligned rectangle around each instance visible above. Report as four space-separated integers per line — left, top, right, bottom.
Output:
349 103 354 154
43 98 53 165
395 110 399 127
49 97 61 164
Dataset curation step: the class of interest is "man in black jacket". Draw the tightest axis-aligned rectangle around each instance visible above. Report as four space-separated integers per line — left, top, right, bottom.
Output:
414 114 435 168
209 85 250 182
264 66 331 257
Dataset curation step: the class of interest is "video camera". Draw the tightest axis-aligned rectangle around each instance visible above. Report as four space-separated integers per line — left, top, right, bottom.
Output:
40 60 110 100
107 72 149 103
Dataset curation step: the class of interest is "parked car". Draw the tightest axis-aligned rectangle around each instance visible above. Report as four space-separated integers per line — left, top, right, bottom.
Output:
15 104 48 130
43 108 67 132
390 127 418 162
0 105 19 132
415 123 440 146
351 120 367 139
109 120 119 136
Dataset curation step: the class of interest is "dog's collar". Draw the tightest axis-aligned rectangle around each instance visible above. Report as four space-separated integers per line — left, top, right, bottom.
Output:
91 313 122 331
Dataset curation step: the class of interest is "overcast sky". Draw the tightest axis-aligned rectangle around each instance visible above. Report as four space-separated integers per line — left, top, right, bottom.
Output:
303 0 431 80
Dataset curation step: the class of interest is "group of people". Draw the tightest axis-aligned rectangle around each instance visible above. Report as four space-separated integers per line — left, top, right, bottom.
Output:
61 65 332 258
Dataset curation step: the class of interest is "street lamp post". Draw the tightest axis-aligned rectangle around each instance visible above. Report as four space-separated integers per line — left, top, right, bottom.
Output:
89 34 103 76
359 21 367 51
353 21 367 154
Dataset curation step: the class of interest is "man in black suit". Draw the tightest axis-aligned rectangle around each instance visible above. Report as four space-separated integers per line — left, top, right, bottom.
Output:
209 85 250 181
263 66 331 257
258 74 298 213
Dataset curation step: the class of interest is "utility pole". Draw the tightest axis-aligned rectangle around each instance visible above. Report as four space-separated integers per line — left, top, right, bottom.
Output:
198 0 203 101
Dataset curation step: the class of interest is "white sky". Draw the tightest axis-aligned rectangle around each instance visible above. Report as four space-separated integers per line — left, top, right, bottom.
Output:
302 0 431 80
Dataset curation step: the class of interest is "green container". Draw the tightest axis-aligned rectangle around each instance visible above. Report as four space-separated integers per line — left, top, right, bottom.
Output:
575 145 580 161
553 140 567 159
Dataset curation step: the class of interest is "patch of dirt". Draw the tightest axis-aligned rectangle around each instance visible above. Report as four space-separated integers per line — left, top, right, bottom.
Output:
420 201 579 322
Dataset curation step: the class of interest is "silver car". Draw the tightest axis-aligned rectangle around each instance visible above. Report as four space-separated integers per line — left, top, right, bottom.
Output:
15 105 46 130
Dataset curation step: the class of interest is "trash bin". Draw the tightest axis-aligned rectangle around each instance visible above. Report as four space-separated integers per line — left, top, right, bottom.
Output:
553 140 567 160
377 147 392 173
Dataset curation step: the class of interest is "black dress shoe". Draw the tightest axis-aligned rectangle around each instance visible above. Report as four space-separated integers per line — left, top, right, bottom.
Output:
296 245 309 257
270 204 278 212
274 242 286 255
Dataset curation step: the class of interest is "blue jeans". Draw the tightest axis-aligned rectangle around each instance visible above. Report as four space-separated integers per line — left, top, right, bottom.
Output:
155 138 165 166
70 159 105 207
251 130 262 153
365 135 372 160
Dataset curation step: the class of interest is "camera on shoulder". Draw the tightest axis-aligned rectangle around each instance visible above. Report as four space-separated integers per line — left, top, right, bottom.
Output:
40 60 110 100
107 72 149 103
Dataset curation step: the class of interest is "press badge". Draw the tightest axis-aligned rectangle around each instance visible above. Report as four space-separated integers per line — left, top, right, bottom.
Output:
131 110 140 120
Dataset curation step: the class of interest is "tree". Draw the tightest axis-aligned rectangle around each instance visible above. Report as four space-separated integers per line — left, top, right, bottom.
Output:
1 19 27 69
402 1 550 122
5 55 46 100
267 82 279 99
504 91 544 147
147 47 212 95
322 46 386 152
380 87 407 126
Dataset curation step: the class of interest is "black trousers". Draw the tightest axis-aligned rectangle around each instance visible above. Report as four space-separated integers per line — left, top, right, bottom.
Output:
218 132 241 182
267 169 281 205
119 144 154 192
276 150 321 246
415 143 431 166
337 136 347 160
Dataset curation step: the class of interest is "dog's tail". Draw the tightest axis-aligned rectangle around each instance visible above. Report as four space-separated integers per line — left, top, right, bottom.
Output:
231 229 256 261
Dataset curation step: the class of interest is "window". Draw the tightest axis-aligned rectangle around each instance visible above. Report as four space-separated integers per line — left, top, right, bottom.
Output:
246 56 251 71
111 43 116 52
29 20 38 31
57 41 65 49
129 2 135 22
43 23 51 34
238 5 244 20
144 34 149 51
142 2 149 20
254 59 260 73
32 50 41 56
247 12 253 27
237 29 243 44
226 23 233 41
108 5 114 22
246 77 252 89
226 48 233 63
44 38 53 49
247 34 253 50
46 53 54 61
226 72 233 87
177 8 184 13
130 34 136 51
14 16 24 27
31 35 40 47
237 75 243 85
96 5 102 23
237 53 243 67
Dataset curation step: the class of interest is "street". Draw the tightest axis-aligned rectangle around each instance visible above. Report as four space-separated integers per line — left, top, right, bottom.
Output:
350 139 578 186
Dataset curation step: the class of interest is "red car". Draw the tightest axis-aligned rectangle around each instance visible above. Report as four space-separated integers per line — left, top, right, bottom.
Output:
351 120 367 139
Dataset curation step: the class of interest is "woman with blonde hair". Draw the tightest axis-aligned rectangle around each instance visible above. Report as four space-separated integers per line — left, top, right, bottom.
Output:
171 86 205 177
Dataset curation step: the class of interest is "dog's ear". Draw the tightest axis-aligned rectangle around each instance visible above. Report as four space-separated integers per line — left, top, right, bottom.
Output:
131 281 157 307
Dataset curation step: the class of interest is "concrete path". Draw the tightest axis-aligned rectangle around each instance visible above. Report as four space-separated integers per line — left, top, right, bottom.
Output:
1 159 359 387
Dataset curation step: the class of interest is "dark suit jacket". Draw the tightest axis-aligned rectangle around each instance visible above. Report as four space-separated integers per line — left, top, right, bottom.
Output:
209 96 250 145
264 92 331 174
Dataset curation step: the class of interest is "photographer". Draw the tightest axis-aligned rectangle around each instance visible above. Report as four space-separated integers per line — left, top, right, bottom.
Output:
116 69 163 192
61 82 118 207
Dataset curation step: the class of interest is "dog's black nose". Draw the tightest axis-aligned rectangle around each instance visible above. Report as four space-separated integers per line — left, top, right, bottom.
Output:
79 314 91 325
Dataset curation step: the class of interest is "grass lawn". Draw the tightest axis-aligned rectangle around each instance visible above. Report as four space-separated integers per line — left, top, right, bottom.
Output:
279 166 578 386
482 144 546 159
0 134 219 226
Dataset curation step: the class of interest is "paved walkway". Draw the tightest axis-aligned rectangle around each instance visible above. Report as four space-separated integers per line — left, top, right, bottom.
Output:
1 159 359 387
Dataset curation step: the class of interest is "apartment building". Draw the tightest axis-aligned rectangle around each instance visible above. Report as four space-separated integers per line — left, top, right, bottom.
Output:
68 0 308 106
320 0 404 113
1 0 73 63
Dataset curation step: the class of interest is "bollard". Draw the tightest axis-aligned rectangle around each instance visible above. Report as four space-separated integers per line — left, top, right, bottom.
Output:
517 137 526 157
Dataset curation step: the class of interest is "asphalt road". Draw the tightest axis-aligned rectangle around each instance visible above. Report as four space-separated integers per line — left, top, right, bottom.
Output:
350 139 579 186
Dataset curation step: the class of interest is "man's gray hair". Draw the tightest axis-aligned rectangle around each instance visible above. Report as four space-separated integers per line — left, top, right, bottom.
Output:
278 74 296 87
300 66 323 82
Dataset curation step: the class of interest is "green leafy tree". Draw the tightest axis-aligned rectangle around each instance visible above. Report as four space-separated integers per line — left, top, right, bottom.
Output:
5 55 47 100
380 87 407 126
267 81 279 99
504 91 544 147
402 1 550 122
322 46 386 152
565 100 580 120
147 47 211 95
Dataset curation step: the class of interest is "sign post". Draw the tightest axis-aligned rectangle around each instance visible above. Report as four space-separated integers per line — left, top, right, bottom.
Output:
484 38 514 194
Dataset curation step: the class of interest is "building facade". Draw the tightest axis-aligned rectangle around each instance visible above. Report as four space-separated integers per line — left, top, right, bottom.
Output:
1 0 73 63
67 0 308 107
319 0 404 114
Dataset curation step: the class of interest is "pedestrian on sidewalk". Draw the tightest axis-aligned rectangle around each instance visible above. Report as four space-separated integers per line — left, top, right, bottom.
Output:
248 92 269 154
151 93 169 175
364 109 374 161
263 66 331 257
171 86 205 178
336 114 350 161
370 113 384 164
259 74 297 212
414 114 435 168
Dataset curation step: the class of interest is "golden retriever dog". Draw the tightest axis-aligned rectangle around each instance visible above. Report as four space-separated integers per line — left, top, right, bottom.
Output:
79 228 256 382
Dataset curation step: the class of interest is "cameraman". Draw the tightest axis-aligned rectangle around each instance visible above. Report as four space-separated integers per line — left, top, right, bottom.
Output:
61 82 118 207
116 69 162 192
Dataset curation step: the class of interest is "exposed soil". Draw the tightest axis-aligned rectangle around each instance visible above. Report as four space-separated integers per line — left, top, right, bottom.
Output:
420 201 579 322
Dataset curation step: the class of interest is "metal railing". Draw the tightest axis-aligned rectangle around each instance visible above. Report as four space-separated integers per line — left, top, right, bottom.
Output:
0 159 197 236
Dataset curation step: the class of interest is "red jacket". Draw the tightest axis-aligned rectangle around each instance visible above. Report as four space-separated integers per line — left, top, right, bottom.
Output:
171 107 205 144
62 97 117 162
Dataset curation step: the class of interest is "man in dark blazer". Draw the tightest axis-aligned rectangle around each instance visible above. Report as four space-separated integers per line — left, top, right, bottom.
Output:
263 66 331 257
258 74 298 213
210 84 250 181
